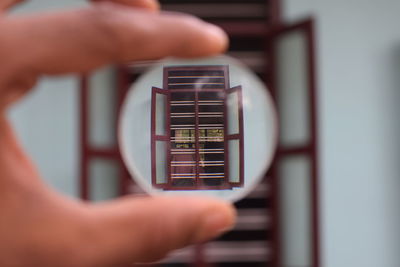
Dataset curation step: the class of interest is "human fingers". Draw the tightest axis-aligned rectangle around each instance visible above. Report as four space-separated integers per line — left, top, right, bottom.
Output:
84 196 236 266
0 0 24 11
0 2 228 77
90 0 160 11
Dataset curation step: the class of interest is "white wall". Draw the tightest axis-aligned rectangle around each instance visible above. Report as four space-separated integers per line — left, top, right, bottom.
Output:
8 0 88 196
9 78 80 196
284 0 400 267
11 0 87 13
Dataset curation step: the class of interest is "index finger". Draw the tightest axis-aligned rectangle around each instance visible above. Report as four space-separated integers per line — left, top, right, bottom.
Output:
0 3 228 76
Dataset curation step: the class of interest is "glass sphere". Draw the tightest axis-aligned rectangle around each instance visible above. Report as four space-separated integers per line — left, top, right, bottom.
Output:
119 55 277 202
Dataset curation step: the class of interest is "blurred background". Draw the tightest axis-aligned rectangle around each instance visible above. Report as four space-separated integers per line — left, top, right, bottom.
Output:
7 0 400 267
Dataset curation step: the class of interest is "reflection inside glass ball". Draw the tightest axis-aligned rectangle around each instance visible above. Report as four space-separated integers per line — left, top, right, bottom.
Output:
151 65 244 190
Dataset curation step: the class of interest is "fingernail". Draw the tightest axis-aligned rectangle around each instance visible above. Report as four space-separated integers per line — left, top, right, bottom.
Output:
148 0 160 11
137 0 159 12
195 204 236 243
205 23 229 51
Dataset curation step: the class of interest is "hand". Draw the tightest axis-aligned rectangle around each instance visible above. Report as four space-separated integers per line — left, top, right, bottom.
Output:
0 0 236 266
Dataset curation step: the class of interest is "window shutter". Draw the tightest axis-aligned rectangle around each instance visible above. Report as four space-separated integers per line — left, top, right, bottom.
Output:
151 87 170 189
268 20 320 267
225 86 244 187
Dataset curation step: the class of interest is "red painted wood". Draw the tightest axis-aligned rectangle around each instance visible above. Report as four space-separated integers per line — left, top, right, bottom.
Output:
194 87 201 187
88 148 119 158
193 244 207 267
267 18 320 267
238 86 245 187
226 86 244 187
270 0 282 25
223 82 230 190
151 87 170 189
306 19 321 267
151 87 157 187
213 21 268 37
79 76 89 200
265 31 281 267
276 145 313 156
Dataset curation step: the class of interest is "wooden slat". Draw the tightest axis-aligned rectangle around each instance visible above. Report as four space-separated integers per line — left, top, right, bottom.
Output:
235 209 271 230
163 3 266 18
161 242 272 263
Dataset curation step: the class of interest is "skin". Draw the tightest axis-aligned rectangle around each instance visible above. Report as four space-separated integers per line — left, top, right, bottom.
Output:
0 0 236 266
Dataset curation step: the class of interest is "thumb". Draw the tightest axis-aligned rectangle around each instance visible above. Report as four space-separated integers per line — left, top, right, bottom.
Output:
85 195 236 266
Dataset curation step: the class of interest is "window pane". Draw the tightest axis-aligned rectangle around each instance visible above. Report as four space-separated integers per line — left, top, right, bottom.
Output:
228 139 240 183
227 91 240 135
276 31 311 146
278 155 312 266
89 66 117 147
89 158 119 201
156 141 168 185
155 93 167 136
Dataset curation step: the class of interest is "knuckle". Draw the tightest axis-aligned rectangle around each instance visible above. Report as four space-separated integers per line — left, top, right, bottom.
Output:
85 3 124 59
173 13 205 29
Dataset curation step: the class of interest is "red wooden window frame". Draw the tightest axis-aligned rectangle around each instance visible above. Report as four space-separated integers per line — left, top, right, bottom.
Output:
151 66 245 190
226 86 245 187
267 19 320 267
151 87 171 189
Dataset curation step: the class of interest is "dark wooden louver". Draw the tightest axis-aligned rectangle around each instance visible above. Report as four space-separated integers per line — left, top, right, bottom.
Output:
151 66 244 190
